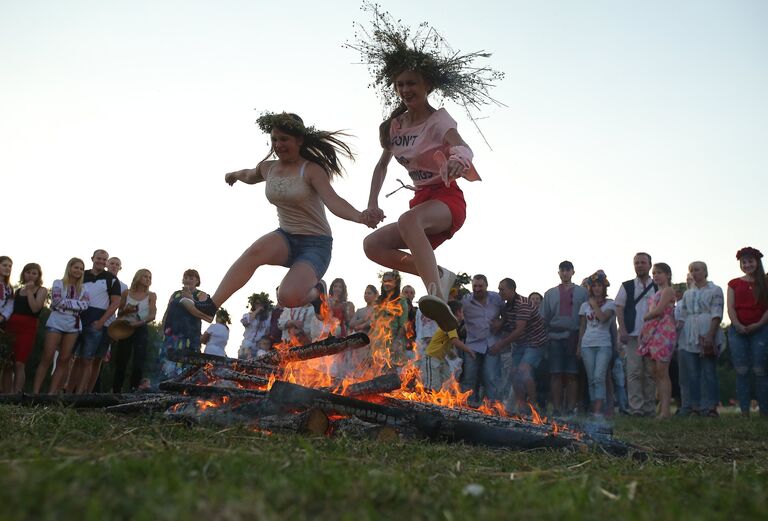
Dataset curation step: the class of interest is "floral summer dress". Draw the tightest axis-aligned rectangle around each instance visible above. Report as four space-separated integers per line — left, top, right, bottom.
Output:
638 292 676 363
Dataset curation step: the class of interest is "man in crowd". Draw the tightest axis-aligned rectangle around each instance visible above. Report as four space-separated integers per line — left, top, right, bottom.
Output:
615 252 658 417
491 278 549 414
460 274 503 405
539 261 588 415
70 249 122 394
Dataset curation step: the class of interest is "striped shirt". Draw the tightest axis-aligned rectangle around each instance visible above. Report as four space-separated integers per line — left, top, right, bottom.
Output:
502 295 548 347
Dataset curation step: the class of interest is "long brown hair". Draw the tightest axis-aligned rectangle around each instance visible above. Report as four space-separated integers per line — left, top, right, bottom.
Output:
0 256 12 286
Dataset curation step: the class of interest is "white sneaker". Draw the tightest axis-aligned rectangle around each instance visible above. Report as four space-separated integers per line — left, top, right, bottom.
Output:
438 267 457 301
418 295 459 332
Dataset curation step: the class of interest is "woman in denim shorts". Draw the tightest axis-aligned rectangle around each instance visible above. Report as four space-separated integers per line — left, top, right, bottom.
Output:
32 258 90 394
183 112 379 323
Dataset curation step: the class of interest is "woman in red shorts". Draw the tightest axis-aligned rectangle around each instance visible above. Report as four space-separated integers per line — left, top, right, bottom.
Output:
348 5 503 330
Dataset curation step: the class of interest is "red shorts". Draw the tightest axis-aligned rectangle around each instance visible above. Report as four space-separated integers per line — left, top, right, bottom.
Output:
5 314 39 364
409 181 467 249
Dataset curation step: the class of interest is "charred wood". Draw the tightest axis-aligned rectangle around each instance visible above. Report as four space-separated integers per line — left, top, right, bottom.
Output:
255 333 370 365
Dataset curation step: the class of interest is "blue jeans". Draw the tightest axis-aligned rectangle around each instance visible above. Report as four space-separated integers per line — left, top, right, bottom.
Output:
680 349 719 411
729 324 768 413
460 351 501 403
580 345 612 401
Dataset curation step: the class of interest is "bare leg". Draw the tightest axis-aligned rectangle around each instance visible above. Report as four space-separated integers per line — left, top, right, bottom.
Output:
33 332 62 394
49 334 78 394
13 362 25 393
565 374 578 411
66 359 83 393
364 200 453 300
75 360 93 394
277 262 320 308
86 358 103 393
656 361 672 418
210 232 291 306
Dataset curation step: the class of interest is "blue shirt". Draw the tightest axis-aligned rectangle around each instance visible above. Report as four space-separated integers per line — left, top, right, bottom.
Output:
461 291 503 354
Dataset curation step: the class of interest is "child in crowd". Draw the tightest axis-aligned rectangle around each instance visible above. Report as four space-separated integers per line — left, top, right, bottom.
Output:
638 263 677 419
202 309 231 357
423 301 475 391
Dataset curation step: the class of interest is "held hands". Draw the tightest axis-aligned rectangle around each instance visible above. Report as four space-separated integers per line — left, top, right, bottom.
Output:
360 207 386 229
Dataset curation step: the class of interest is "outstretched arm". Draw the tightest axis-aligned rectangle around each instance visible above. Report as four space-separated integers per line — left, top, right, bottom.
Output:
224 161 270 186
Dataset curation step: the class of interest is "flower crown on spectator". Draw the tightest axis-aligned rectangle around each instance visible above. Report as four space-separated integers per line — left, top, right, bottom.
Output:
345 2 505 123
247 292 274 311
256 111 317 136
736 246 763 260
586 271 610 288
216 308 231 325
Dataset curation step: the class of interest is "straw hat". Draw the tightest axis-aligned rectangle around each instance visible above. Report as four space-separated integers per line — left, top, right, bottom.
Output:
107 319 135 341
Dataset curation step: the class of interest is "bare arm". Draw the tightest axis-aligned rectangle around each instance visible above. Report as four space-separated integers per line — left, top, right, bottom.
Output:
451 337 476 359
224 161 269 186
28 285 47 314
367 149 393 212
144 292 157 324
644 288 675 321
306 165 370 226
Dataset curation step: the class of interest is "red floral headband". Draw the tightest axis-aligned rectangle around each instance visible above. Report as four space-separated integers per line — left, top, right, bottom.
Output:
736 246 763 260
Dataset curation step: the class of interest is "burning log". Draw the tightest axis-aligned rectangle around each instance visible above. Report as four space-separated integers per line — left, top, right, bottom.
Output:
165 349 280 376
268 380 412 427
158 381 267 400
255 333 370 365
255 408 329 435
211 368 271 388
329 416 401 442
339 373 401 397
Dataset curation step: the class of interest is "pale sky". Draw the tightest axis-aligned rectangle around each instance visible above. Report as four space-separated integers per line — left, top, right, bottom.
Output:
2 0 766 355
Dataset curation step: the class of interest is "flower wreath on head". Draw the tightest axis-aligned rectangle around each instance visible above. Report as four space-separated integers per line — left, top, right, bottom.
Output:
215 308 232 325
736 246 763 260
255 111 317 136
344 1 505 144
247 291 274 311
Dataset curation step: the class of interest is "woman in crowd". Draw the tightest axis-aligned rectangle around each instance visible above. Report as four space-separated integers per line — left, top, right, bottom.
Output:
350 285 379 335
5 263 47 392
0 256 14 392
348 5 502 331
677 261 723 417
202 309 231 357
182 112 377 322
369 271 408 368
160 269 206 377
528 292 544 308
328 278 355 338
638 263 677 418
33 258 89 394
112 269 157 393
577 272 616 417
727 246 768 417
239 292 273 359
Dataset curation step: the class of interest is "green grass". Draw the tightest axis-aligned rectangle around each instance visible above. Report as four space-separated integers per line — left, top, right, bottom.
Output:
1 406 767 521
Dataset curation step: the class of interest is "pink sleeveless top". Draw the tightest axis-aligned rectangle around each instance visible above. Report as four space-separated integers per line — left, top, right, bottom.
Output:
389 108 480 188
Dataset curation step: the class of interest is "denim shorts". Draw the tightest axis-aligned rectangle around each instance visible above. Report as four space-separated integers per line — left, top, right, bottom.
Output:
75 324 106 360
547 337 579 374
275 228 333 279
511 345 544 369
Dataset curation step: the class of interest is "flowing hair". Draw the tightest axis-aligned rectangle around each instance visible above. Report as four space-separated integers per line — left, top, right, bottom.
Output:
19 262 43 287
62 258 85 295
257 112 354 180
749 257 768 307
